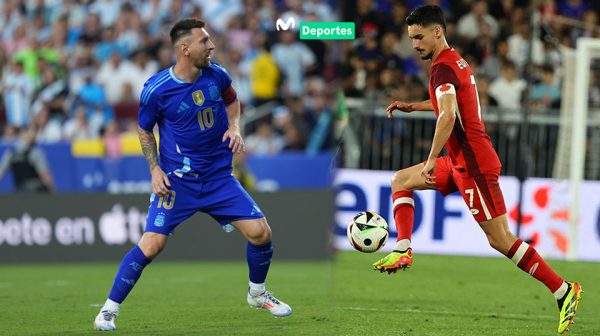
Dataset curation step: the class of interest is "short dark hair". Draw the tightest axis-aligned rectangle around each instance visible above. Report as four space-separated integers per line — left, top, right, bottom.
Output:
170 18 206 45
406 5 446 32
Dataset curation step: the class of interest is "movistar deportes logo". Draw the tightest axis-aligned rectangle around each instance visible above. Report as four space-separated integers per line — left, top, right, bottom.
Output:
276 17 295 31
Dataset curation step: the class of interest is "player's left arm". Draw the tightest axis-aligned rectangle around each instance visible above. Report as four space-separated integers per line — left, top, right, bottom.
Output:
221 85 245 153
422 84 457 184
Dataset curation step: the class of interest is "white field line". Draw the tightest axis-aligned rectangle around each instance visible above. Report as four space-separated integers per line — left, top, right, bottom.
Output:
337 306 555 321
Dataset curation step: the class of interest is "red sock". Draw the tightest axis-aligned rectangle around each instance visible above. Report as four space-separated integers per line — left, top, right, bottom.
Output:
392 191 414 241
507 239 564 293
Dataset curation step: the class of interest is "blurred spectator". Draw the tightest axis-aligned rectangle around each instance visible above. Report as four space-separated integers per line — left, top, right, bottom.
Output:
248 34 280 106
30 66 68 119
89 0 122 28
531 64 561 110
96 51 137 104
463 20 496 66
507 21 545 72
303 0 335 22
2 60 34 128
130 50 160 100
456 0 499 41
340 52 367 97
352 0 389 40
378 32 403 71
34 107 62 143
94 26 125 63
78 12 103 45
356 23 381 65
557 0 592 20
2 24 28 57
489 61 526 111
0 126 55 192
271 30 315 97
475 75 498 111
73 74 114 137
0 2 24 41
246 119 285 155
102 120 122 158
305 89 333 154
1 124 18 143
480 39 510 79
224 47 252 106
63 107 94 141
114 3 143 55
282 121 306 151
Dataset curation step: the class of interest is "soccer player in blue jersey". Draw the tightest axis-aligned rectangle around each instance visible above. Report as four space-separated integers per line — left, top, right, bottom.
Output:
94 19 291 331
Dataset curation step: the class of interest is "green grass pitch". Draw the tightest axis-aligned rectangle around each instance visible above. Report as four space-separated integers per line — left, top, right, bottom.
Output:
0 252 598 335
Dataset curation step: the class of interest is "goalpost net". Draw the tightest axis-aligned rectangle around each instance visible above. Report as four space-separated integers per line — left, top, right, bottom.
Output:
553 37 600 260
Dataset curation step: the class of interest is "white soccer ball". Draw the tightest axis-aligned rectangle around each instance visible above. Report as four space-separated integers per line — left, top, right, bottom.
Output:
347 211 389 253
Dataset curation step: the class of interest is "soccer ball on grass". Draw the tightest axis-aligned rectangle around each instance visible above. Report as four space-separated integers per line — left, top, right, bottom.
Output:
347 211 389 253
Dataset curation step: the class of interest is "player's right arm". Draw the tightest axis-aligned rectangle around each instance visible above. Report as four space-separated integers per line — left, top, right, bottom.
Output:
386 99 433 118
138 127 171 197
138 81 170 197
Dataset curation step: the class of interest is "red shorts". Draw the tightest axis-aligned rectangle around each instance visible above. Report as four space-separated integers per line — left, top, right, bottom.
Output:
432 156 506 222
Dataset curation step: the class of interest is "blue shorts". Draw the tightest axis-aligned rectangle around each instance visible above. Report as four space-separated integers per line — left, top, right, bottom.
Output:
145 175 264 235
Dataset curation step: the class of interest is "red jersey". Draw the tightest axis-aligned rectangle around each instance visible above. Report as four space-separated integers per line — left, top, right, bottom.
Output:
428 48 501 176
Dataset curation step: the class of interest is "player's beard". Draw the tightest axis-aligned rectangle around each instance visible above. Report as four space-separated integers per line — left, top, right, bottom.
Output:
193 54 211 68
416 48 432 60
419 50 433 60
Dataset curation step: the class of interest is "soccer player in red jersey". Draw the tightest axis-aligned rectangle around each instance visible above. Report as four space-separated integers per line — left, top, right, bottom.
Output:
371 5 582 334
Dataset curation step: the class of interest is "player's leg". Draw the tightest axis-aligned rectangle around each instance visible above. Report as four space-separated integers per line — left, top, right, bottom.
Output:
466 174 582 333
95 179 195 330
203 175 291 317
233 217 292 317
94 233 166 331
374 157 454 273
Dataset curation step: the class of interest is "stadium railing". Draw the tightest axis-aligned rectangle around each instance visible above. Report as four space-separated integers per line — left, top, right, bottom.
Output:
341 97 600 180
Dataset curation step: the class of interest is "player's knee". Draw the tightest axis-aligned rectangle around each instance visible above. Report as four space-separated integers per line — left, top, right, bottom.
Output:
139 243 164 259
486 234 510 255
248 224 271 245
391 170 410 190
138 234 167 259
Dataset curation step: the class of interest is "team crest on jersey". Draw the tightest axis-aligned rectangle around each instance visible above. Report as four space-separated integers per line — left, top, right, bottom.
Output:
209 85 220 100
192 90 205 106
154 212 166 227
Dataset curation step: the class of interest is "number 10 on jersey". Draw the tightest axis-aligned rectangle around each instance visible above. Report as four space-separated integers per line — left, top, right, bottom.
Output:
197 107 214 130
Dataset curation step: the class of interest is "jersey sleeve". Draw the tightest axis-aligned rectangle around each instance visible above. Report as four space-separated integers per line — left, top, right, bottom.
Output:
211 63 233 93
138 85 161 131
430 63 461 91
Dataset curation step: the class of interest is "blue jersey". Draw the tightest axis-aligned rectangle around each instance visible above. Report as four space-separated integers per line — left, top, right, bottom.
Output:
138 63 233 181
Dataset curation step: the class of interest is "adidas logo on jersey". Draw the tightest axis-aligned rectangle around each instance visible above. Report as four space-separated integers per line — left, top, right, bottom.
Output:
251 205 262 216
177 101 190 113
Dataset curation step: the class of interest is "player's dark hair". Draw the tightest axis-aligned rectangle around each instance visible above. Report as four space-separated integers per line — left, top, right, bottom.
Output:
170 18 206 44
406 5 446 32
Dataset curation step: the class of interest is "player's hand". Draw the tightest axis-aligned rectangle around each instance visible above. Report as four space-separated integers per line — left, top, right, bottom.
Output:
386 101 414 118
222 126 245 153
151 166 171 197
421 159 436 185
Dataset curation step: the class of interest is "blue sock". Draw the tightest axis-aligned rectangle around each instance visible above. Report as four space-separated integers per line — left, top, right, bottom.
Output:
107 246 152 304
246 241 273 284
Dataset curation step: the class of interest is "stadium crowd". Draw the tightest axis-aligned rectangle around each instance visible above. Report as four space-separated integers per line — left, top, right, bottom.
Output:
1 0 599 158
339 0 600 113
0 0 338 157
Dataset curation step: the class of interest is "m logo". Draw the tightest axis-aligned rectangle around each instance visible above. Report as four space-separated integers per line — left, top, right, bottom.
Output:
276 17 295 31
192 90 205 106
